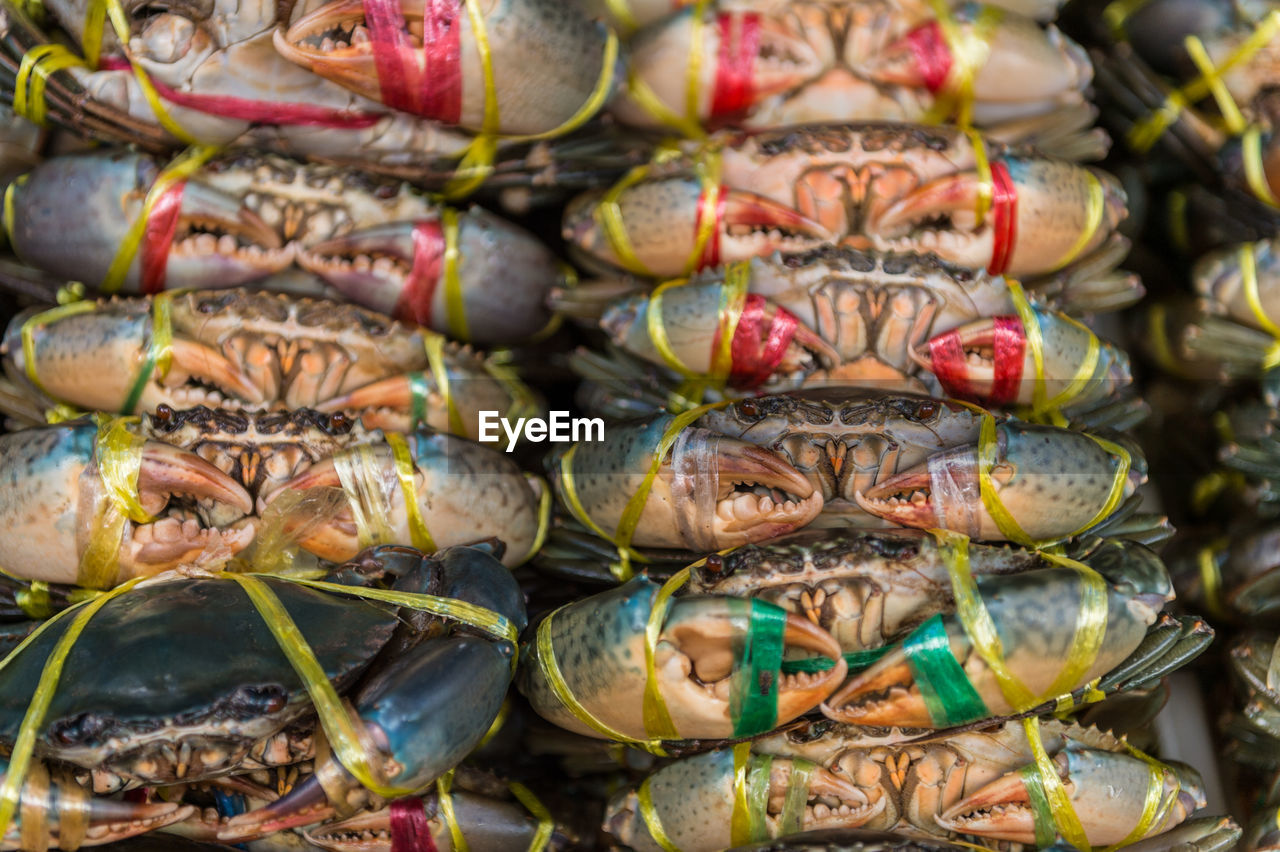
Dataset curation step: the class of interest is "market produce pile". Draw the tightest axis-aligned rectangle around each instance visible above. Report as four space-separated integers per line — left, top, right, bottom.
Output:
0 0 1267 849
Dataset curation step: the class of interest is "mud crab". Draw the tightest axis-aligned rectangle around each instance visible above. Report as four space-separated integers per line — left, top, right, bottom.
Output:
548 390 1141 551
0 0 617 176
557 248 1136 414
4 150 565 342
0 414 545 585
612 0 1100 156
0 288 540 438
606 720 1205 851
0 542 525 848
562 123 1127 280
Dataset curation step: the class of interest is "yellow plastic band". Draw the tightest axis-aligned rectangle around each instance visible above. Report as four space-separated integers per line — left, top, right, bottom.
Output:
642 567 691 739
1196 544 1227 620
273 576 517 645
102 146 220 293
925 1 1003 129
507 781 554 852
385 432 436 554
423 332 467 437
687 149 724 276
522 473 552 564
1051 171 1105 272
0 576 142 844
1023 716 1092 849
557 444 645 581
13 44 86 126
482 352 541 423
1240 242 1280 338
1185 35 1247 136
728 741 754 846
1128 10 1280 153
437 770 468 852
604 0 638 31
965 129 994 228
82 0 106 68
221 572 415 797
121 290 176 413
333 444 397 549
20 300 97 397
1071 433 1132 536
1102 0 1151 40
1101 742 1181 851
13 580 52 620
647 277 699 378
1243 126 1280 209
2 174 27 245
1007 279 1101 420
534 605 668 754
90 0 200 143
77 414 153 589
440 208 468 341
476 696 510 748
638 776 682 852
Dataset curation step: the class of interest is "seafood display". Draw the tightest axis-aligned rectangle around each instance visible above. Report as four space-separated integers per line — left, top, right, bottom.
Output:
0 0 1254 849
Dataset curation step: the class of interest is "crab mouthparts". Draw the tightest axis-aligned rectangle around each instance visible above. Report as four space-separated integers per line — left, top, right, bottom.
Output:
764 760 880 829
853 471 938 528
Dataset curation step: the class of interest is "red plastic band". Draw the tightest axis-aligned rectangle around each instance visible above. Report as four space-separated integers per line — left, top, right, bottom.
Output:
692 184 726 269
988 315 1026 405
927 328 972 398
904 21 953 94
710 12 760 120
987 160 1018 275
140 181 184 295
420 0 463 123
390 797 438 852
365 0 423 114
725 294 798 387
99 57 384 128
392 220 446 325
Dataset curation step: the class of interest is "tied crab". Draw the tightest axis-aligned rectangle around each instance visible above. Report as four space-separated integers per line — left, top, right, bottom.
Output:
0 0 617 176
3 150 565 343
562 122 1127 281
0 543 525 849
0 413 545 585
0 288 540 438
547 390 1141 552
605 720 1205 852
612 0 1101 156
556 248 1136 416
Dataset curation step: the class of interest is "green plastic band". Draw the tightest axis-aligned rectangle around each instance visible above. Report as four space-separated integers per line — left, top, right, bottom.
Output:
901 613 988 727
744 753 773 842
408 372 429 430
779 645 892 674
778 758 815 837
1021 763 1059 848
728 598 786 737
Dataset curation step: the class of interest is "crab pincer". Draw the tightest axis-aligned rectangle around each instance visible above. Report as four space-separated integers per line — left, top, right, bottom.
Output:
854 422 1140 543
0 420 255 585
519 576 847 741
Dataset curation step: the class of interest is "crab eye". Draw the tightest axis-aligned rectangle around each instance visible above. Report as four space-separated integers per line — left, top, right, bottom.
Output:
736 399 761 418
50 712 110 747
153 403 174 426
915 401 937 418
328 412 352 433
227 684 290 719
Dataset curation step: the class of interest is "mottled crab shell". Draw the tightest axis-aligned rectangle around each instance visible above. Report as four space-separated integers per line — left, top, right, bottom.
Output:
0 578 397 785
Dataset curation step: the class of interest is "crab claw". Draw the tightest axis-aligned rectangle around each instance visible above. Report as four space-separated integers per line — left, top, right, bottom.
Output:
936 748 1203 846
601 284 839 389
914 309 1132 409
257 430 541 567
4 303 266 414
520 577 846 740
6 151 287 294
610 8 823 129
302 789 557 852
854 422 1138 542
296 210 560 344
564 179 831 278
870 159 1125 277
273 0 615 134
219 636 514 841
0 423 256 586
550 414 822 550
823 549 1167 727
604 748 881 852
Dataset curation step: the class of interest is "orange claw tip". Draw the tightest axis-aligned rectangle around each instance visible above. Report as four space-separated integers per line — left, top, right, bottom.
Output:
820 652 935 728
852 470 939 530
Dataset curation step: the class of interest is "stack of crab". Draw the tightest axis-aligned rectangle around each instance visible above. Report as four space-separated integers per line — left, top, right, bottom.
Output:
0 0 1247 849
